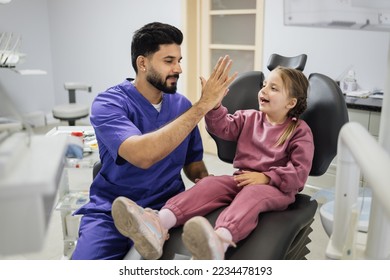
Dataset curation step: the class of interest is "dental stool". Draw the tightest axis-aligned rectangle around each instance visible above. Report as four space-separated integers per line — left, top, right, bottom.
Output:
52 83 92 126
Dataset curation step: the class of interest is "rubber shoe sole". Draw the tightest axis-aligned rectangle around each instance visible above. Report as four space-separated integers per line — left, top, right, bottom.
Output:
182 216 224 260
112 197 163 260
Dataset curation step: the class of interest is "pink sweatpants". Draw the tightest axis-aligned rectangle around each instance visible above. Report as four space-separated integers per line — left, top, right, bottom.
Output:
162 175 296 243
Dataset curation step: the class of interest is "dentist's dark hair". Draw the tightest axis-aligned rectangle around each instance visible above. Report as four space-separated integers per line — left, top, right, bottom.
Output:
131 22 183 73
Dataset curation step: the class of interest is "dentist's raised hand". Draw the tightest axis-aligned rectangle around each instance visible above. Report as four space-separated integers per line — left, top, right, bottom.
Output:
198 55 237 111
121 55 237 169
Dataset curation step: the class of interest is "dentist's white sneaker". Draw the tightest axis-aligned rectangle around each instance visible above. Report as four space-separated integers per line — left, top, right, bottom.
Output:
112 196 169 260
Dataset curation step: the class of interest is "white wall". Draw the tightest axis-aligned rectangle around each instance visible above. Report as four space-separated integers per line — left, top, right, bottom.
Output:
1 0 389 122
263 0 389 91
47 0 183 116
0 0 54 117
0 0 182 123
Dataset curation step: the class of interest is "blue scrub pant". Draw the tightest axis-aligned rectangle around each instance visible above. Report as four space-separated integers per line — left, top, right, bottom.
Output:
71 213 133 260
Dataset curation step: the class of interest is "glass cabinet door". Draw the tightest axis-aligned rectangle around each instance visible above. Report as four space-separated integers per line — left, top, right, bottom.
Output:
203 0 263 74
190 0 264 154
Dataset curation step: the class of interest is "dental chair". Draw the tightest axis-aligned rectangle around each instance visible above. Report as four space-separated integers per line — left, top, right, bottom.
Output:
148 71 347 260
91 53 348 259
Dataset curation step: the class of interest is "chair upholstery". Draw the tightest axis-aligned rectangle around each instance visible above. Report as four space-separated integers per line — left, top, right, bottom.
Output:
157 194 317 260
52 83 91 126
211 71 264 163
52 104 89 123
302 73 349 176
92 160 102 180
267 53 307 71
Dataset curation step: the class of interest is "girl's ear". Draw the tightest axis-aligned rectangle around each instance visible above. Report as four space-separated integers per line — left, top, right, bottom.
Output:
287 97 297 109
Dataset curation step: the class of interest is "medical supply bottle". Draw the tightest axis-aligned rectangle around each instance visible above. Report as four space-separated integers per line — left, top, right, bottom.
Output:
342 70 357 92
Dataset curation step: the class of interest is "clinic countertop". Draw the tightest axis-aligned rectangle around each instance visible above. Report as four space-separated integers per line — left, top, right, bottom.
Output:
344 95 382 112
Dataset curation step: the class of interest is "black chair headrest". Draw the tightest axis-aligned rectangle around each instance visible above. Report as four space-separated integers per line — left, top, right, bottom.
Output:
267 53 307 72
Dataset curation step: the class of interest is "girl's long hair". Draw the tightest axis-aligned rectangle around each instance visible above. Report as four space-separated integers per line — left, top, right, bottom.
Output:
274 66 309 146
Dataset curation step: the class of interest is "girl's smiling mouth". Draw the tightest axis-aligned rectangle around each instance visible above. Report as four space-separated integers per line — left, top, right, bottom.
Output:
260 97 269 104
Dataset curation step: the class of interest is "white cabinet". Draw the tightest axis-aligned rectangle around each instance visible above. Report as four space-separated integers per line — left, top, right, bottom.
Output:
202 0 264 74
306 108 381 191
348 109 381 138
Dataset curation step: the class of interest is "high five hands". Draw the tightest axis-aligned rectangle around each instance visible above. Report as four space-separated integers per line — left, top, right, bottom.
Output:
199 55 238 111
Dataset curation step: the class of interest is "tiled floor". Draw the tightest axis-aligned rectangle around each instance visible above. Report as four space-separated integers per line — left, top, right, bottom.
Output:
0 124 330 260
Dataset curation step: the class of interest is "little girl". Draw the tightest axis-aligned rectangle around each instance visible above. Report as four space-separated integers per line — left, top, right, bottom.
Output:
111 66 315 260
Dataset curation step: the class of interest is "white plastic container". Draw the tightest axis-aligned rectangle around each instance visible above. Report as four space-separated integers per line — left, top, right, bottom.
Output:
342 70 358 92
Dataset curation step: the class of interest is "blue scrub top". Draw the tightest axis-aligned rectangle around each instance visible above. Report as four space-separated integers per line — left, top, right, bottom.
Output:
75 79 203 214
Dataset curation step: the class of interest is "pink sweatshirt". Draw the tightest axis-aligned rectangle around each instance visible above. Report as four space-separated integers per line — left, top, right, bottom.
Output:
205 106 314 194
